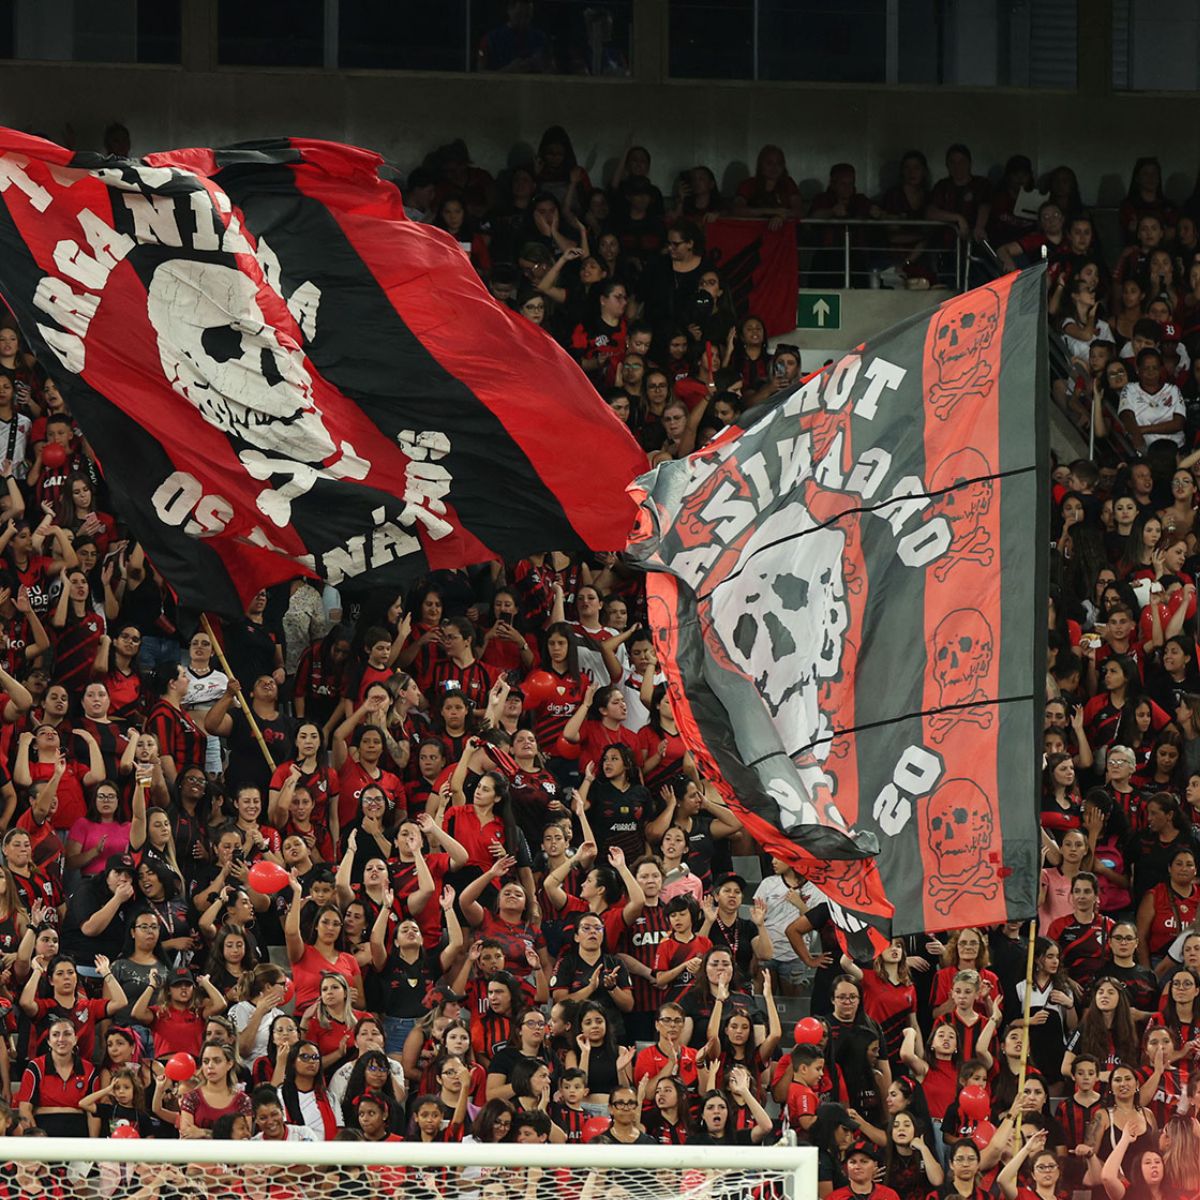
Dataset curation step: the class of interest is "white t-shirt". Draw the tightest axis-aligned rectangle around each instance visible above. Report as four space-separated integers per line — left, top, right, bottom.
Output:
229 1000 286 1066
183 665 228 710
753 874 802 965
1062 316 1113 363
252 1125 317 1142
294 1088 343 1139
1119 380 1186 448
328 1056 407 1107
0 413 31 476
620 668 667 732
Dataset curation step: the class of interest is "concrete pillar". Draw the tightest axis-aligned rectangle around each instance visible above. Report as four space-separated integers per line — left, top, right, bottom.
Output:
181 0 217 73
1077 0 1113 96
633 0 667 85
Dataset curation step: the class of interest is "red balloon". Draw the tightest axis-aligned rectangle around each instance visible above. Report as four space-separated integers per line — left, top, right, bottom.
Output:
971 1119 997 1150
281 978 296 1007
958 1084 990 1121
581 1116 612 1142
247 860 289 895
110 1124 141 1139
521 670 555 707
164 1052 196 1082
793 1017 825 1045
41 443 67 470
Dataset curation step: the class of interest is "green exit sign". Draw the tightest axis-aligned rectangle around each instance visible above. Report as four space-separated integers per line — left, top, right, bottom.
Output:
797 292 841 330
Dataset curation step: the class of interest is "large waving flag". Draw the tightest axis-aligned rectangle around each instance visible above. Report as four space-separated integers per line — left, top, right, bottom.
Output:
627 268 1047 942
0 131 645 610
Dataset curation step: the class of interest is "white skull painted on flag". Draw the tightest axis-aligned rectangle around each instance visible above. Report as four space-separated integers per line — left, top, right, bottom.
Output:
710 504 848 758
146 260 336 466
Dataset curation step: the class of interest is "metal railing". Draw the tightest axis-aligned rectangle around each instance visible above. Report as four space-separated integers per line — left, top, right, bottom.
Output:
799 218 972 292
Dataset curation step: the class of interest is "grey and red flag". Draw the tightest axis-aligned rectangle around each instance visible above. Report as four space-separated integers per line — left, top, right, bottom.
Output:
0 131 645 611
626 268 1047 947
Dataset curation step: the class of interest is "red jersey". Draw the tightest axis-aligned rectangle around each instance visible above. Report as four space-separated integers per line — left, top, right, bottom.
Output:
148 1002 207 1059
653 934 712 1001
567 720 639 773
443 803 513 873
51 609 105 698
1145 883 1200 955
145 699 204 776
28 758 88 833
336 759 402 831
427 658 498 709
15 1053 96 1110
101 666 143 723
32 995 109 1058
529 672 589 750
478 909 546 974
859 971 917 1059
269 760 340 829
619 902 672 1014
636 725 690 791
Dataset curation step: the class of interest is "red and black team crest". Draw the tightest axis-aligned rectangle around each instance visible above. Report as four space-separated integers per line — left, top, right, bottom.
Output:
627 271 1047 946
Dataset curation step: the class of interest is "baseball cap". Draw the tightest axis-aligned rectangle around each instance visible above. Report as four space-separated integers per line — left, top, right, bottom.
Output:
846 1144 880 1164
106 853 136 875
820 1102 859 1131
166 968 195 988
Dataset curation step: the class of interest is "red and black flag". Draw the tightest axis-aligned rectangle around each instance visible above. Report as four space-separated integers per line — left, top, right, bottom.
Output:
627 269 1047 944
705 218 799 336
0 131 645 611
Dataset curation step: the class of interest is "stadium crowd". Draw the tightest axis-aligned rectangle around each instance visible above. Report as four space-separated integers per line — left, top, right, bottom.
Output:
0 122 1196 1200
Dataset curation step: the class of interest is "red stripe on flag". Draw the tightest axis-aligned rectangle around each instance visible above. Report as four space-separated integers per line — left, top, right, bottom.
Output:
646 569 891 953
918 273 1019 932
281 142 647 553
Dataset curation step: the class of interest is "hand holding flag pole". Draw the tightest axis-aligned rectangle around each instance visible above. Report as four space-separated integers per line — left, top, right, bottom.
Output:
199 614 276 773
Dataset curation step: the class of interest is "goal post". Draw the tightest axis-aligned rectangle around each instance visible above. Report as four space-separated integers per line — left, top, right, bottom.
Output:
0 1135 819 1199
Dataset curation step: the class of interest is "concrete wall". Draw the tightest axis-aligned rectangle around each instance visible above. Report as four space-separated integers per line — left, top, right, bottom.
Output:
0 0 1192 208
0 59 1195 209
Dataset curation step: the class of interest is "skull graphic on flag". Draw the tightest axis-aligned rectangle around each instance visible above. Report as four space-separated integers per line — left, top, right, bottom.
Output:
706 503 850 761
146 259 369 527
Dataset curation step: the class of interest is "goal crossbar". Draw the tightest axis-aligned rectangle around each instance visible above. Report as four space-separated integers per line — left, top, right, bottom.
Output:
0 1135 818 1172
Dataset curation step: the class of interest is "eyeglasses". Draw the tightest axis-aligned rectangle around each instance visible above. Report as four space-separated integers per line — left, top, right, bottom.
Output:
611 1099 638 1108
296 1052 321 1062
666 239 688 248
1111 933 1136 941
658 1016 683 1024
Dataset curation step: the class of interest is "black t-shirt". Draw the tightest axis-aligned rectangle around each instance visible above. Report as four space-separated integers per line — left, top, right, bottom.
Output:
486 1045 550 1081
550 950 630 1037
222 617 280 692
378 948 440 1019
680 988 761 1049
689 1128 758 1145
60 875 134 961
226 707 296 796
708 915 759 984
588 782 651 861
595 1129 657 1146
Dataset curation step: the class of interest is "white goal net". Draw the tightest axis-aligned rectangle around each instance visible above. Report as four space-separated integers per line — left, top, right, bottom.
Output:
0 1136 816 1200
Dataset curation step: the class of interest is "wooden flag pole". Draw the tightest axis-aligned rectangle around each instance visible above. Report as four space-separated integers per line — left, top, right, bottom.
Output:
1013 918 1038 1142
200 614 277 773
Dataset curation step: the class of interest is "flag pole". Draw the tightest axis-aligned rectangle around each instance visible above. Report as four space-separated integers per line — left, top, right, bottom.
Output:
1013 918 1037 1141
199 614 277 774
